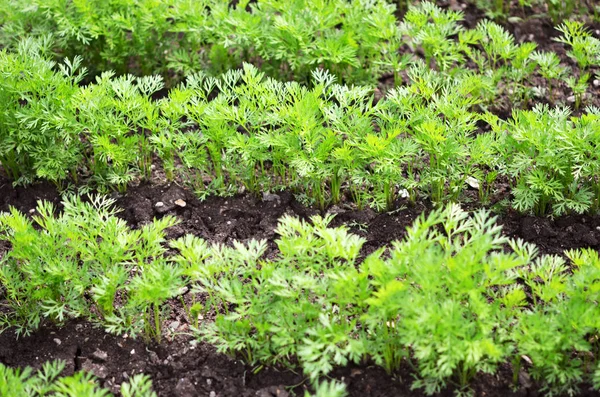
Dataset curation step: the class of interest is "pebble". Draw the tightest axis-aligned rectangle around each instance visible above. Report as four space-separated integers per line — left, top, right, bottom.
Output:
174 199 187 207
174 378 196 397
130 349 135 355
81 359 109 379
466 176 480 189
92 349 108 362
209 392 216 397
155 202 165 208
567 95 576 103
53 338 61 346
178 286 189 296
594 79 600 87
262 192 281 202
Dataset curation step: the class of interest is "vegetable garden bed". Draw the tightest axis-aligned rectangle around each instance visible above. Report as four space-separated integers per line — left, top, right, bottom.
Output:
2 0 600 396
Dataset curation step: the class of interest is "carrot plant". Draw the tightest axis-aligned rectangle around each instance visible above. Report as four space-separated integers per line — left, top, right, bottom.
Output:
365 204 534 395
555 22 600 71
1 0 399 85
514 249 600 396
0 37 86 187
173 214 368 379
214 0 397 84
174 204 600 395
0 196 179 342
0 0 211 79
530 51 569 103
399 2 464 72
73 73 165 191
0 360 156 397
490 105 597 215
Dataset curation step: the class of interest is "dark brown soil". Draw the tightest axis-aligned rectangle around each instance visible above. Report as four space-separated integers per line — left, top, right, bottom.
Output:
2 175 600 396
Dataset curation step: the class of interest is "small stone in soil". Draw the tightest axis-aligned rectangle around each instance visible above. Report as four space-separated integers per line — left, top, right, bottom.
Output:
175 199 186 207
263 192 280 202
92 349 108 362
175 378 197 397
466 176 479 189
256 386 290 397
53 338 61 345
81 359 109 379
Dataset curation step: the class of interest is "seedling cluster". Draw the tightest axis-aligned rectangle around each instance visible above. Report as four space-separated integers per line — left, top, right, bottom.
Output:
1 360 156 396
1 0 600 396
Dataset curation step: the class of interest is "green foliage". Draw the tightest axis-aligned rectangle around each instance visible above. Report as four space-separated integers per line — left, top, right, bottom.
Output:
399 2 464 72
365 204 533 395
1 0 398 85
173 214 367 380
530 51 569 102
305 380 348 397
3 6 600 215
3 196 600 394
0 360 156 397
73 72 165 191
0 195 178 341
173 204 574 395
0 0 212 78
555 22 600 71
0 37 86 186
515 249 600 396
490 105 599 215
472 0 592 23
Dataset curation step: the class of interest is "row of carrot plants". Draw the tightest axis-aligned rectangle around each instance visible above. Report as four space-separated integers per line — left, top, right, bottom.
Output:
2 1 598 86
1 32 600 215
0 357 339 396
0 0 399 85
1 360 156 397
1 197 600 396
